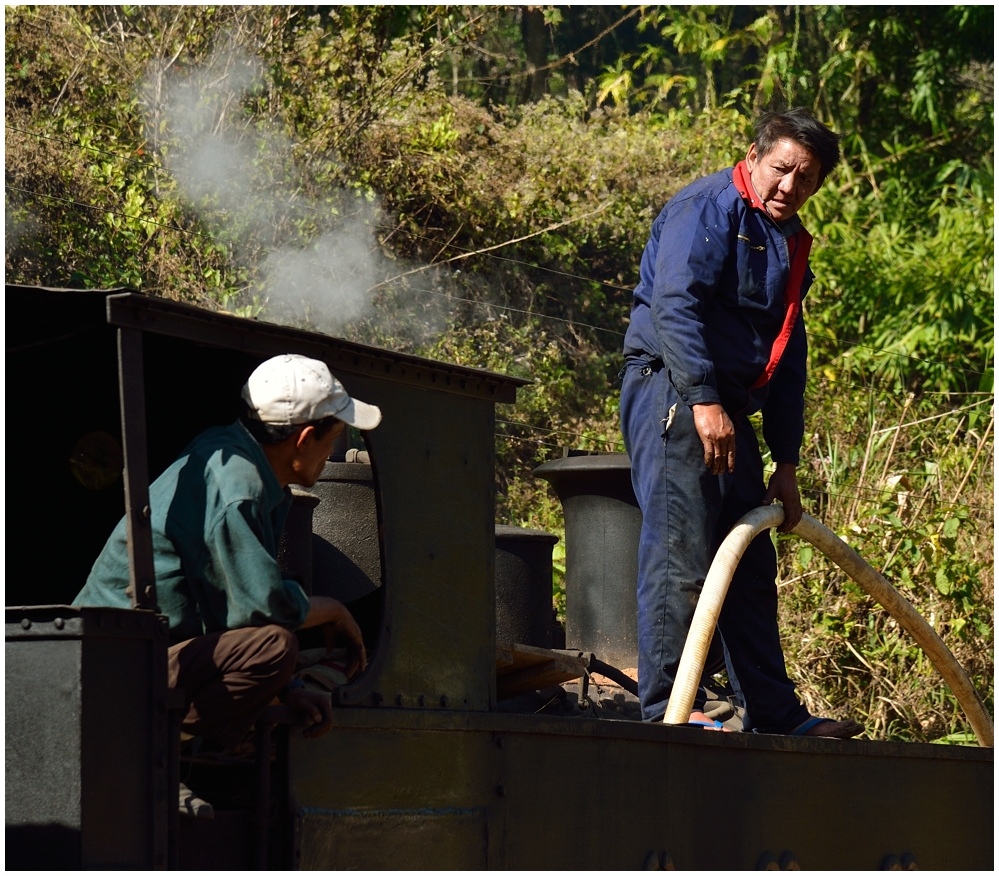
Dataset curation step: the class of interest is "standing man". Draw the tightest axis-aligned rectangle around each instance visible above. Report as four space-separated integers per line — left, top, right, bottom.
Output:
619 108 862 737
75 354 382 812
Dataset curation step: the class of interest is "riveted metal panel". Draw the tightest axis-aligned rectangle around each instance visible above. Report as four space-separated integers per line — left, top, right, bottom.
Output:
497 716 993 870
289 711 501 868
336 376 499 712
5 606 170 870
287 709 992 871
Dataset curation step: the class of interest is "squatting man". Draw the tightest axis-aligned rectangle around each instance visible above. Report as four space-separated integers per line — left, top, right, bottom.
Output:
75 353 381 815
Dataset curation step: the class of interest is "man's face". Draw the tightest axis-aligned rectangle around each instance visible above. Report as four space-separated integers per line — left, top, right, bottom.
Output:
745 138 821 222
294 421 347 487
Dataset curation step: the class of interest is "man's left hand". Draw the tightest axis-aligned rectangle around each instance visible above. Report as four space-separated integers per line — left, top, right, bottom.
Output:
319 611 366 680
302 596 368 679
761 462 802 532
284 687 334 738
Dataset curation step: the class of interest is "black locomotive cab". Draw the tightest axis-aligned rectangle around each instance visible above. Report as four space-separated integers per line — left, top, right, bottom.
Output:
5 285 992 871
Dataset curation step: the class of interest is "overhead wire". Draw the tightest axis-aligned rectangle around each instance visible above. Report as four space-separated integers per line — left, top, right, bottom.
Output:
6 127 993 391
7 169 992 397
8 186 989 391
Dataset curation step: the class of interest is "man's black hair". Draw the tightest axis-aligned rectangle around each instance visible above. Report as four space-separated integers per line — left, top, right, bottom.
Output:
754 107 841 184
240 401 341 446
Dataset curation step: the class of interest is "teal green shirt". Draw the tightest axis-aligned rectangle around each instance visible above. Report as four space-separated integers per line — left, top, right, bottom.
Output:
75 421 310 644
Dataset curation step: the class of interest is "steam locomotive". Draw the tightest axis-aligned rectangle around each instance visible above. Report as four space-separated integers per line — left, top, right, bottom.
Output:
5 285 992 870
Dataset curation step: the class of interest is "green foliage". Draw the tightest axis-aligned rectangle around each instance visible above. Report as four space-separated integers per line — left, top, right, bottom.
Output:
783 383 994 741
5 5 249 299
615 6 994 151
806 156 994 394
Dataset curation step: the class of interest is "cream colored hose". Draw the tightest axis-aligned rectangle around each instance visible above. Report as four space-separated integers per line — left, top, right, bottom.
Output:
662 506 994 748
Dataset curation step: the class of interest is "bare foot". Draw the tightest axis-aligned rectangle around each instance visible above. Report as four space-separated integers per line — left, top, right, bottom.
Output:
689 710 732 731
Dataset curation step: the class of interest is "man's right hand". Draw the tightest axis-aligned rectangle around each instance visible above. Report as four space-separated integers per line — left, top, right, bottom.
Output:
692 403 736 475
284 686 334 738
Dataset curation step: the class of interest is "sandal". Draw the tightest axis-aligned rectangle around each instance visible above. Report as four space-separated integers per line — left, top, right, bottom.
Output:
791 716 863 739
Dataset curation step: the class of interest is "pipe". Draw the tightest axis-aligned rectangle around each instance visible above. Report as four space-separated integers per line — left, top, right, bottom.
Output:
662 507 993 748
587 656 639 696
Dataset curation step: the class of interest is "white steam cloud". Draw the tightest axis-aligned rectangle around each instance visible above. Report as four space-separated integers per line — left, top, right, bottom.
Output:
262 228 377 328
141 41 446 342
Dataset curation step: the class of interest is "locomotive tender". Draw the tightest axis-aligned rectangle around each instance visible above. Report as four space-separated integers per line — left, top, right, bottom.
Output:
5 285 992 870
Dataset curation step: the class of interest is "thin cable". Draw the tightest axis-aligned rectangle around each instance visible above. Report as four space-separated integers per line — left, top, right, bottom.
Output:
399 285 626 339
373 220 634 293
6 124 165 175
5 177 991 379
366 202 612 292
5 184 201 238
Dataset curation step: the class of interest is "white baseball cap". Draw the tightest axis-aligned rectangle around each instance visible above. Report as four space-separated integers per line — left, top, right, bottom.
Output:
242 354 382 430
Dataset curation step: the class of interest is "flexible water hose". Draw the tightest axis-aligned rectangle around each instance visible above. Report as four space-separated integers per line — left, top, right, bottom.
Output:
662 507 994 748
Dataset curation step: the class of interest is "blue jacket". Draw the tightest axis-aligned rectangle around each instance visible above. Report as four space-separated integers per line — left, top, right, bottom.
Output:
75 421 310 644
623 167 810 464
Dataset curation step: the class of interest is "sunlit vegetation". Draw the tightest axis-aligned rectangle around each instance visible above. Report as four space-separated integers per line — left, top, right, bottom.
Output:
5 5 992 742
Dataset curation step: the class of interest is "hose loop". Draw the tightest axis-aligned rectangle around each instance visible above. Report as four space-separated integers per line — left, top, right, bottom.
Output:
662 507 993 748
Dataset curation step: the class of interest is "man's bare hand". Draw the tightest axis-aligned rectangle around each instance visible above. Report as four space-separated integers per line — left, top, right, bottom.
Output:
692 403 736 475
284 687 334 738
302 596 368 679
320 613 366 680
762 463 802 532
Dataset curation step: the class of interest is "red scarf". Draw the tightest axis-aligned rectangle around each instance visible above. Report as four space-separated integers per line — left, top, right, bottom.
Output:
732 160 812 389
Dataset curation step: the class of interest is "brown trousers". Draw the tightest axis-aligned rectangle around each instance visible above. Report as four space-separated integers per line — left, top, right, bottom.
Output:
168 625 298 749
